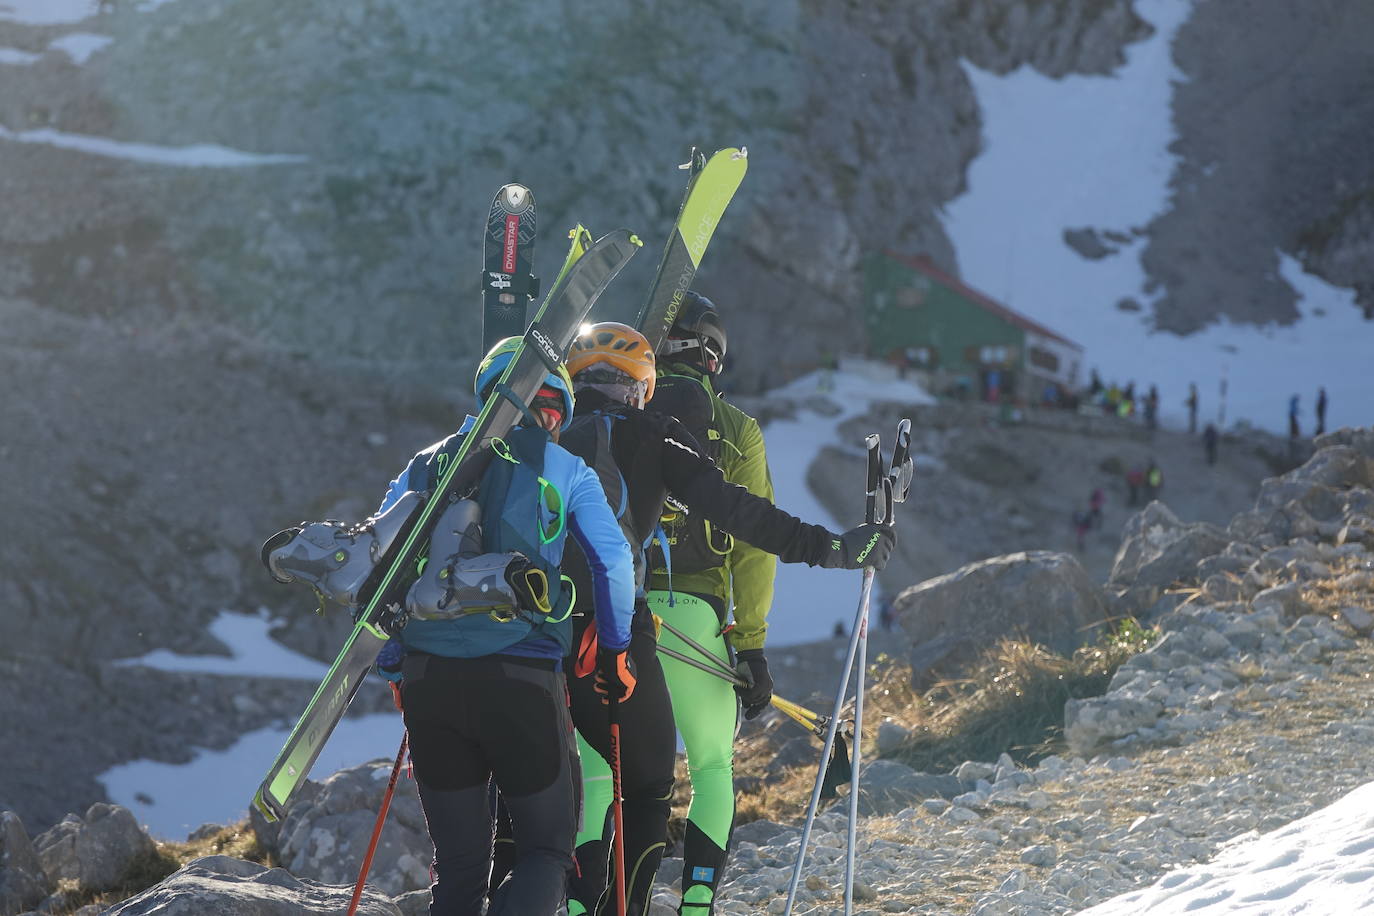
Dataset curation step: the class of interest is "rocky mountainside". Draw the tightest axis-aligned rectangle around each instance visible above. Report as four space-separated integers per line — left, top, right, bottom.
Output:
0 295 1287 837
4 0 1371 871
12 0 1369 377
3 427 1370 915
1140 0 1374 331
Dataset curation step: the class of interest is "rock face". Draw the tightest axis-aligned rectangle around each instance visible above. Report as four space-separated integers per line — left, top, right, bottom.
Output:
266 760 431 897
0 0 1148 372
103 855 401 915
1065 428 1374 756
1107 501 1230 617
0 298 433 833
1139 1 1374 330
33 803 155 895
895 551 1110 685
0 812 50 915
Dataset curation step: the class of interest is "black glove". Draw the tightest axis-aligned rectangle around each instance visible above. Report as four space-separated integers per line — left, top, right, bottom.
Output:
594 646 638 704
733 649 773 720
821 523 896 570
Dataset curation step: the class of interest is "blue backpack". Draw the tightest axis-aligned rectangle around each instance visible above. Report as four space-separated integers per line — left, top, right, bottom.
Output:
404 424 575 656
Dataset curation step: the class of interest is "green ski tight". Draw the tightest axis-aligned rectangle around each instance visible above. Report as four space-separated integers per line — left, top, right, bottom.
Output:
649 590 737 911
575 591 739 912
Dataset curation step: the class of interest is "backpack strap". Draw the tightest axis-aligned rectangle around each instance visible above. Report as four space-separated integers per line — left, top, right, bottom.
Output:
478 425 573 624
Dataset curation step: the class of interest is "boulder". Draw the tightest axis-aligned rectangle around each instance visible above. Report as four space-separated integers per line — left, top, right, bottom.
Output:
1313 428 1374 459
34 803 155 894
275 759 431 897
853 760 964 816
1108 503 1229 616
1063 695 1165 756
1285 445 1374 492
1251 583 1311 620
0 811 50 915
103 855 401 915
896 551 1110 686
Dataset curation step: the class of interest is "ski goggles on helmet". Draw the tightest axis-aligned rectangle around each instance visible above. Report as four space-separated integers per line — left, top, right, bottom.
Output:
663 335 724 373
572 366 650 408
530 384 567 429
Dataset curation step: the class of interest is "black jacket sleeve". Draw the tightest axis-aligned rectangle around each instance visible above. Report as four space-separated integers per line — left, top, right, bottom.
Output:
655 415 837 566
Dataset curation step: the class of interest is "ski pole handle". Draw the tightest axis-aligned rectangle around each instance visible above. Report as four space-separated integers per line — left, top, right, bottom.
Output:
864 435 883 525
889 418 913 504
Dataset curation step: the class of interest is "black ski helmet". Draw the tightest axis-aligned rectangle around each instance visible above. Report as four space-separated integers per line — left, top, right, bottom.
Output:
664 290 727 375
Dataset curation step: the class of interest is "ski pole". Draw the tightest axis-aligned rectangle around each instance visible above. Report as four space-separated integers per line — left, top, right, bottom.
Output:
608 693 628 916
346 732 408 916
782 572 871 915
843 435 897 913
655 617 737 679
785 433 889 916
654 636 832 735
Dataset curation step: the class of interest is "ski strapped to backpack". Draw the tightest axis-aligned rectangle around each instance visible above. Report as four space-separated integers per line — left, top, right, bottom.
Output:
633 147 748 355
482 183 539 352
252 225 640 822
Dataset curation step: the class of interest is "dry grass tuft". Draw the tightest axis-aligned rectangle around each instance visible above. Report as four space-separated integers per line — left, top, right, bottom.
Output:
45 821 270 914
720 620 1156 834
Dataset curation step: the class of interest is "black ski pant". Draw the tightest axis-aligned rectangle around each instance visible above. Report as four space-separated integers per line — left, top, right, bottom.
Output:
567 623 677 916
401 652 579 916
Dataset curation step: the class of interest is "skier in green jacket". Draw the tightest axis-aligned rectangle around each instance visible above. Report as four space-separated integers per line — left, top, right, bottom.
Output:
644 291 783 912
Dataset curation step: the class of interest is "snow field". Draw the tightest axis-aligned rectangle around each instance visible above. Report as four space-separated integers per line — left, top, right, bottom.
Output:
944 0 1371 437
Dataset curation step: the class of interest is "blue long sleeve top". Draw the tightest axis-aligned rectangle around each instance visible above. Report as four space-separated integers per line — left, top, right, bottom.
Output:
377 416 635 661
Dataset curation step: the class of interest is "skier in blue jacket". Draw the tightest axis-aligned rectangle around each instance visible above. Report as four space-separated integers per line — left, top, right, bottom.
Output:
377 337 638 916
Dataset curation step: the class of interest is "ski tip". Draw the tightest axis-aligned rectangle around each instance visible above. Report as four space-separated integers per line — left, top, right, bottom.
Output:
498 183 532 210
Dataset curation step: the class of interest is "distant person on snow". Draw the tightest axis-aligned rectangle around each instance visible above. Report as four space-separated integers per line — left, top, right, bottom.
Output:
1126 465 1144 507
1316 387 1328 436
1186 383 1199 434
1089 487 1105 528
1145 460 1163 502
1073 509 1092 552
1289 394 1301 440
1203 423 1219 466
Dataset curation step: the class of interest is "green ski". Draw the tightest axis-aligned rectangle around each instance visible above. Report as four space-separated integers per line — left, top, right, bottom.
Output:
634 146 748 353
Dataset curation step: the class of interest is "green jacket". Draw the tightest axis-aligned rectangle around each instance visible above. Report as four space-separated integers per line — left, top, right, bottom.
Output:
646 363 777 652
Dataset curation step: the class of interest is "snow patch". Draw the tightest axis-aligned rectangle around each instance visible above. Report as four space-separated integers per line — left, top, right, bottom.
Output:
0 126 307 167
100 714 404 840
0 46 41 64
0 0 100 25
49 32 112 64
116 608 331 679
763 364 932 646
1082 781 1374 914
943 0 1372 435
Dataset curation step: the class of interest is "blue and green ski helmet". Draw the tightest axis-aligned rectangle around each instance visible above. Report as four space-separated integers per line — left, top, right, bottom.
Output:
474 336 576 431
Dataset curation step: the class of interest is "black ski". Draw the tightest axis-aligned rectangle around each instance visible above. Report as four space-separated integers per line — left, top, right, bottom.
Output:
481 183 538 353
254 225 640 821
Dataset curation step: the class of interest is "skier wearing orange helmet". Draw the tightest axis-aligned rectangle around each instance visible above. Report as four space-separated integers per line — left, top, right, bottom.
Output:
529 321 895 915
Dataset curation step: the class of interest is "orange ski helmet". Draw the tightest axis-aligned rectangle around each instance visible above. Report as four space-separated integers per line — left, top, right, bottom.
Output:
567 321 657 406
